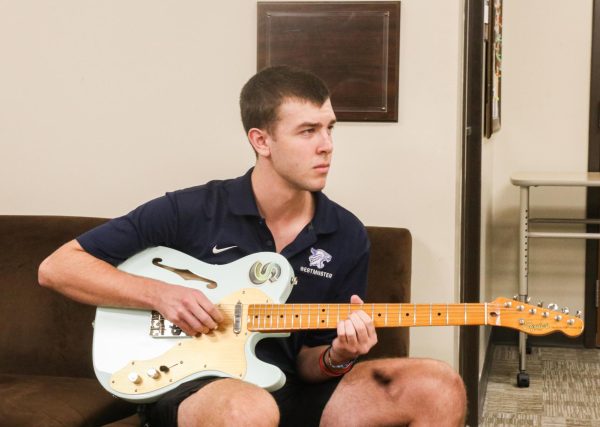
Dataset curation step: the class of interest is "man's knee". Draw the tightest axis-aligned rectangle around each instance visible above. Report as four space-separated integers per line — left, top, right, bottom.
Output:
227 386 279 427
178 380 279 427
406 359 466 417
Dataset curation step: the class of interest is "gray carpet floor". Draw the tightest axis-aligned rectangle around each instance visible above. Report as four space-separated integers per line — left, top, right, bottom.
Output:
480 344 600 426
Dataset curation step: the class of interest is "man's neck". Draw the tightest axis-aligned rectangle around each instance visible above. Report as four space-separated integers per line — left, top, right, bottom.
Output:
250 166 315 224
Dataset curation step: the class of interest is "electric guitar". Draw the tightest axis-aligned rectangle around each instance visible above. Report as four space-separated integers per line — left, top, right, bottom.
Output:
92 247 584 403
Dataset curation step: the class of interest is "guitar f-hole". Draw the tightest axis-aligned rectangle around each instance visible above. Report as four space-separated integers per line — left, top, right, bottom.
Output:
152 258 218 289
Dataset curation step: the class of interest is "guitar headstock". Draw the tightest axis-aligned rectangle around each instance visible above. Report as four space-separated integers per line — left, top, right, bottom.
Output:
490 297 584 337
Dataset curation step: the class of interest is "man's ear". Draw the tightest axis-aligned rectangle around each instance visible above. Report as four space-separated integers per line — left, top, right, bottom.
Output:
247 128 271 157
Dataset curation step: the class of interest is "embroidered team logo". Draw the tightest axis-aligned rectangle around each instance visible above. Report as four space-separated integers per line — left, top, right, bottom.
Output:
309 248 332 269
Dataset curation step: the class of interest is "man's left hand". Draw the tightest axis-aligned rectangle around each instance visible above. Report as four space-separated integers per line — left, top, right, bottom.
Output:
330 294 378 364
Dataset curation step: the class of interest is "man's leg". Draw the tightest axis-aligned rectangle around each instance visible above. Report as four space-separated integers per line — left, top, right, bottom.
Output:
146 378 279 427
320 358 466 427
177 378 279 427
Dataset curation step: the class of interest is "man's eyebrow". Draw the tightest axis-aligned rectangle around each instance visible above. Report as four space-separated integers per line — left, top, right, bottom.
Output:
295 119 337 129
295 121 321 129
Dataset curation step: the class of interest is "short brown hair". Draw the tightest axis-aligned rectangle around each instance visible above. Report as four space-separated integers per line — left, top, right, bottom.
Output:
240 66 330 134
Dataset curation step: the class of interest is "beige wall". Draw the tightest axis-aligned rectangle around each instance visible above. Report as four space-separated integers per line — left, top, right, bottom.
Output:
482 0 593 372
1 1 465 366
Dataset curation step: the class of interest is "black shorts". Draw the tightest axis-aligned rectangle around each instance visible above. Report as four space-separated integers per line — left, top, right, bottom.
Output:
143 375 342 427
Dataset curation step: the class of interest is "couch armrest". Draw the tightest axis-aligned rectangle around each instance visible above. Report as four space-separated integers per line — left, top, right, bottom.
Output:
0 215 108 378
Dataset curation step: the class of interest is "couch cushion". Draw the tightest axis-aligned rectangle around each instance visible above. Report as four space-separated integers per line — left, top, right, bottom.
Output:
0 373 135 427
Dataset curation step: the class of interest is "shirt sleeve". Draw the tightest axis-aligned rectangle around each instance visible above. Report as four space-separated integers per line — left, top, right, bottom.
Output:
76 193 180 266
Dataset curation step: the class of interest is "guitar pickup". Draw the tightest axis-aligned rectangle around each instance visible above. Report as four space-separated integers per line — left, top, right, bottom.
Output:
150 311 190 338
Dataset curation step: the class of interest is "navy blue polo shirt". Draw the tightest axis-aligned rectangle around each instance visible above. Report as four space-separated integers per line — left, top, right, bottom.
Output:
78 168 370 375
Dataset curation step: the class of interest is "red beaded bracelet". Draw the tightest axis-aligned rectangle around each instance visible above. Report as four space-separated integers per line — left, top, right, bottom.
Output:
319 346 355 377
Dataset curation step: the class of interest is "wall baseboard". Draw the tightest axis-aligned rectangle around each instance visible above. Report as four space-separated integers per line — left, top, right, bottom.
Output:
478 334 495 422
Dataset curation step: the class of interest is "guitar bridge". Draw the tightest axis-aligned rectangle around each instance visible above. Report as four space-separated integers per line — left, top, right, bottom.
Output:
150 311 190 338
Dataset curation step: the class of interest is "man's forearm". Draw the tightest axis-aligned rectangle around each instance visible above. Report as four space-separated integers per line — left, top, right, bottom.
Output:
38 239 163 309
296 344 331 382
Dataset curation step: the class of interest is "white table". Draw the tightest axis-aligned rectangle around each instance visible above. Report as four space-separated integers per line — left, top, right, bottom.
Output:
510 172 597 386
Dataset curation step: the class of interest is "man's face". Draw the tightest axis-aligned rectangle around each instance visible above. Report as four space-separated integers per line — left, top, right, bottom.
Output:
266 98 336 193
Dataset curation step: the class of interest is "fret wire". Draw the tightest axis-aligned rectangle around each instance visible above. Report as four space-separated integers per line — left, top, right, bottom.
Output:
413 303 416 325
318 304 321 328
399 303 402 325
485 302 488 326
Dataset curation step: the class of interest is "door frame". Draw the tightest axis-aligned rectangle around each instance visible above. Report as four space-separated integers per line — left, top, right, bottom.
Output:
460 0 485 425
585 0 600 348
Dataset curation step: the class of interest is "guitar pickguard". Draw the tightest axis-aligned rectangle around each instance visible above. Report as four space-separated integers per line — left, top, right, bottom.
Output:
109 288 272 397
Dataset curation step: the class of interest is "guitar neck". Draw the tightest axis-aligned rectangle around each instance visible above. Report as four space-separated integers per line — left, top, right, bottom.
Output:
247 303 496 332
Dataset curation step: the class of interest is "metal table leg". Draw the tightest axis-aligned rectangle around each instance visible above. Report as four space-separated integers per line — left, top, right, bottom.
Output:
517 186 530 387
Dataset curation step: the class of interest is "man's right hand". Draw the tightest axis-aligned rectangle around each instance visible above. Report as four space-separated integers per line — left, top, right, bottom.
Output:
154 284 224 336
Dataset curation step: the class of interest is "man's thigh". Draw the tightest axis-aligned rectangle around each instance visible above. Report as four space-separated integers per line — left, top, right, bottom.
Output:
143 375 342 427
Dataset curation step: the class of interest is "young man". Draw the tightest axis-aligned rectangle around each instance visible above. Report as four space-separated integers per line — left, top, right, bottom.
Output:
39 66 466 426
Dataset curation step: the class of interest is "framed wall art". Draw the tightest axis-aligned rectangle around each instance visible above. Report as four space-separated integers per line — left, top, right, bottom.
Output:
257 2 401 122
484 0 502 137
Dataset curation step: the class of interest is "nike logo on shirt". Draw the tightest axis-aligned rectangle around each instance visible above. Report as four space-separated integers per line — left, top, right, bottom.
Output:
212 245 238 254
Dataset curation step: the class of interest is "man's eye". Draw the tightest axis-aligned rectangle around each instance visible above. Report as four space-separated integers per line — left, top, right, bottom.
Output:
302 129 315 135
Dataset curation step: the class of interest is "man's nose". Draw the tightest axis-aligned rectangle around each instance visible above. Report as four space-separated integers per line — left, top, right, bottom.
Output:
317 130 333 153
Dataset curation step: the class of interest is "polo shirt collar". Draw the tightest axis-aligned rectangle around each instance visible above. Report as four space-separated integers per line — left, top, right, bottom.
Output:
227 168 339 235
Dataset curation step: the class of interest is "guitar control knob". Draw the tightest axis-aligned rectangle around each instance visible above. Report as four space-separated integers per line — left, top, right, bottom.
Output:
146 368 160 379
128 372 142 384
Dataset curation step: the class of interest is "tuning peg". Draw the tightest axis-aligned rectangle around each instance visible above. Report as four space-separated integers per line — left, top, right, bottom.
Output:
528 308 537 315
526 296 531 303
561 307 570 314
548 303 559 311
513 295 519 301
576 310 583 318
537 301 544 307
503 301 512 308
554 315 563 321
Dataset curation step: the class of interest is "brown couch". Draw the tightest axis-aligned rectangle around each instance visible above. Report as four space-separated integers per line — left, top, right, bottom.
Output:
0 215 411 426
